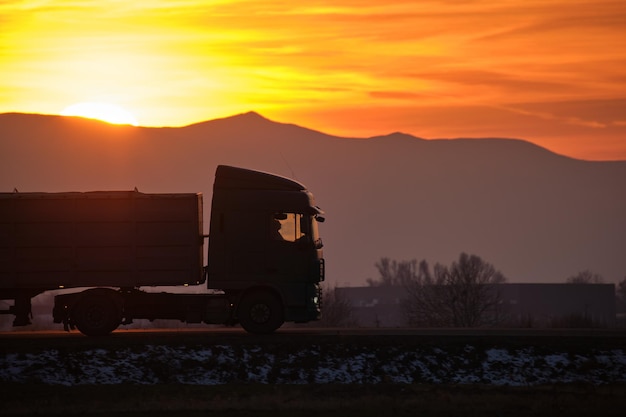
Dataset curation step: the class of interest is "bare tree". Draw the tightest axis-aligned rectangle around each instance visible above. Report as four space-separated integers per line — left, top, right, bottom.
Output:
317 284 358 327
402 253 506 327
566 270 604 284
401 260 449 326
616 276 626 320
367 258 418 287
618 276 626 300
445 253 506 326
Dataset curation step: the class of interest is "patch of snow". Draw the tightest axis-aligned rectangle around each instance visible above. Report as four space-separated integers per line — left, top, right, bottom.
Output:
2 343 626 386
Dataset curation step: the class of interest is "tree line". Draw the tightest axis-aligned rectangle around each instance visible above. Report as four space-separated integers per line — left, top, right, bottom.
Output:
369 253 506 327
321 253 626 328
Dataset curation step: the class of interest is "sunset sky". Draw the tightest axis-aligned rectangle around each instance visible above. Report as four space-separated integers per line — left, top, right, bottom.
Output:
1 0 625 160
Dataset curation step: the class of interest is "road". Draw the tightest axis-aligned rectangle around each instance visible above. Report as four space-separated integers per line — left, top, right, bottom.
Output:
2 326 626 351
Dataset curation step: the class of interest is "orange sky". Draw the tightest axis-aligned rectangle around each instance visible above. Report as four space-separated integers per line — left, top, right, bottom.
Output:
1 1 625 160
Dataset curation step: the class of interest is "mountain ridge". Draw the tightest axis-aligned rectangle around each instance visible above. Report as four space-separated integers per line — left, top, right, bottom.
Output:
0 111 599 163
1 111 625 285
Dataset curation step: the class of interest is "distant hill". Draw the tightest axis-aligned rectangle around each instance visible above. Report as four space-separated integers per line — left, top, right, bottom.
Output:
2 111 625 285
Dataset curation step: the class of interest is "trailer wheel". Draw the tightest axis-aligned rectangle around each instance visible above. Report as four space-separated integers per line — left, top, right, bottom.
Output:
238 291 284 334
73 291 122 337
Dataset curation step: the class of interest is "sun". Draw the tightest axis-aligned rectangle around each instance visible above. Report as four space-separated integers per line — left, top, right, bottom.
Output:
61 102 138 126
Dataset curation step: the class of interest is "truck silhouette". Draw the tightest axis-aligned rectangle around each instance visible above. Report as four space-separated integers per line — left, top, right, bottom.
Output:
0 165 325 335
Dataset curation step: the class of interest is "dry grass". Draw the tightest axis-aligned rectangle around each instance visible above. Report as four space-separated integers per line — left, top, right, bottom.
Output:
2 383 626 417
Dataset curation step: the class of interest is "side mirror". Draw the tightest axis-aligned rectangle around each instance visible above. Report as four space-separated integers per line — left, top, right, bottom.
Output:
315 215 325 223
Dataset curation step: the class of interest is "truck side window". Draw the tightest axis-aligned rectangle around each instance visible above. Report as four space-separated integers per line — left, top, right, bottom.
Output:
271 213 305 242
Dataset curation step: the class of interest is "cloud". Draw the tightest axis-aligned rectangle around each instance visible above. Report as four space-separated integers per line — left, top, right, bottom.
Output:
500 106 607 129
369 91 429 100
503 99 626 128
1 0 625 160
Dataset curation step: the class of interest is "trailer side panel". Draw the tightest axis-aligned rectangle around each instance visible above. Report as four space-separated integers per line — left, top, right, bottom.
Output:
0 191 204 290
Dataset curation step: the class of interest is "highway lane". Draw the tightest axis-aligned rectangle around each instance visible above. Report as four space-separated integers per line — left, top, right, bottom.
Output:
2 326 626 337
2 326 626 352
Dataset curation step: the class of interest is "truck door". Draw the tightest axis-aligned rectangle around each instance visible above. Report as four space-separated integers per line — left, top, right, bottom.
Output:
267 212 313 282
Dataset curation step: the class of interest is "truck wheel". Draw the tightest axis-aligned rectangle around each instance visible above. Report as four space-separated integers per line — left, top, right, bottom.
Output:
73 292 122 337
238 291 284 334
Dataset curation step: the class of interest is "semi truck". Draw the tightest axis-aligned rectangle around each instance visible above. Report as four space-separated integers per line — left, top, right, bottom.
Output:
0 165 325 336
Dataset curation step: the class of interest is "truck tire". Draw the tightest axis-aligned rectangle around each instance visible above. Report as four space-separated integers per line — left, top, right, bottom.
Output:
238 291 284 334
73 291 122 337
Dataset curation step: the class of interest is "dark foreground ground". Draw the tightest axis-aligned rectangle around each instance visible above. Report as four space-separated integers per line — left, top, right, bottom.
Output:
2 328 626 416
3 383 626 416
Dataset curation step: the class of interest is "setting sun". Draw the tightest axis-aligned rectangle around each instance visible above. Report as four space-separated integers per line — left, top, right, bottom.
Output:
61 102 138 126
1 1 625 159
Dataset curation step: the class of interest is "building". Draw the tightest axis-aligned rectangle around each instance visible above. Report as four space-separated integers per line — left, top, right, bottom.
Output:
336 283 616 328
498 283 616 327
335 286 407 327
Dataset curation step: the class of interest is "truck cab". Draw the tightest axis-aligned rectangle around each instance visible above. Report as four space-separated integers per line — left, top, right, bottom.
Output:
208 165 325 333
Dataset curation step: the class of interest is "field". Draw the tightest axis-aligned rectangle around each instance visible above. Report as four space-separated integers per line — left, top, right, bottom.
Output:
2 329 626 416
3 383 626 416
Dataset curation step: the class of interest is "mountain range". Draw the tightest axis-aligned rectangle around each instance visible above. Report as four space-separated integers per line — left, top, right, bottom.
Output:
1 111 625 285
